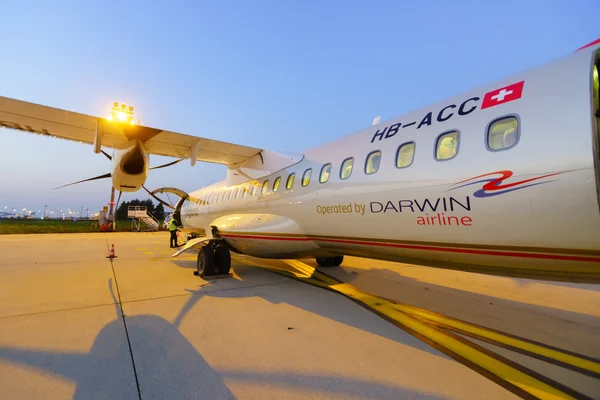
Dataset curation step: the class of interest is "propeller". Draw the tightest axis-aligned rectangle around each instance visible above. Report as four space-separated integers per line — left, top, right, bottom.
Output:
142 185 176 210
150 158 184 170
52 157 185 190
101 150 112 161
53 173 112 190
115 190 123 211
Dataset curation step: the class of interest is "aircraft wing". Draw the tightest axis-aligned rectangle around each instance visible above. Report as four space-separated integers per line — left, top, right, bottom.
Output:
0 95 261 165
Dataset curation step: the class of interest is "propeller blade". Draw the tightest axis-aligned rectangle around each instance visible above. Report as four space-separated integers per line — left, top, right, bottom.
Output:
115 190 123 211
53 173 112 190
149 158 184 170
101 150 112 161
142 186 176 210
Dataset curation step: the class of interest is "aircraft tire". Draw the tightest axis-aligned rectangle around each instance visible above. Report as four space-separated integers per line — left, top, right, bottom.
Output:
330 256 344 267
197 246 216 277
214 243 231 275
316 256 344 267
316 257 329 267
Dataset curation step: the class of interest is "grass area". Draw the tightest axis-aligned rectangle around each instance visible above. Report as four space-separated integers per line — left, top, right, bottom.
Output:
0 219 157 234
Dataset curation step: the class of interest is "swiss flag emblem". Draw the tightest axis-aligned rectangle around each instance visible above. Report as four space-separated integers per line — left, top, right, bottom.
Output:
481 81 525 109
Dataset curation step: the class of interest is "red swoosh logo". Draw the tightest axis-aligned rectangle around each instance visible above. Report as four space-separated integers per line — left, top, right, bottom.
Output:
455 170 562 191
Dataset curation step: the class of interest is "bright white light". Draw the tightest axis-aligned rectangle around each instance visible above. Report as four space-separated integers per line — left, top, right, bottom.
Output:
115 111 128 122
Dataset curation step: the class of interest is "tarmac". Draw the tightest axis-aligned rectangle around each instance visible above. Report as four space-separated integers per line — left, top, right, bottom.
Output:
0 232 598 399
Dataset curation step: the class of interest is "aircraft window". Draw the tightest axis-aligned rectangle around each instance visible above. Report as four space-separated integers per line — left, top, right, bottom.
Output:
251 184 257 196
340 157 354 180
396 142 415 168
365 150 381 175
320 163 332 183
286 173 295 190
487 116 519 151
262 180 270 195
435 131 459 161
302 169 312 187
234 187 240 199
273 177 281 192
243 185 248 198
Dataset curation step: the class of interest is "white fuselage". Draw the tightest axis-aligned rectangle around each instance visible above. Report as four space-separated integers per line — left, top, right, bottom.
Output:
178 44 600 282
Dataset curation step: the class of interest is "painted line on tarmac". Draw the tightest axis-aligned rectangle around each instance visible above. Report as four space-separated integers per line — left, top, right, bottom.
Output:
236 257 595 400
306 267 600 378
391 304 600 378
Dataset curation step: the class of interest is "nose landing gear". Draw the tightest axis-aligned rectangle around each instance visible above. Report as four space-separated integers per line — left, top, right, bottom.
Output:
315 256 344 267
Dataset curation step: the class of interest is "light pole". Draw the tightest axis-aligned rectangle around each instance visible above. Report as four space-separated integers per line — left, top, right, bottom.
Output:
44 205 48 219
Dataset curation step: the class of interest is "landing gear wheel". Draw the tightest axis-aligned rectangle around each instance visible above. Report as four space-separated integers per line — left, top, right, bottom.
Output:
330 256 343 267
316 257 330 267
316 256 344 267
196 246 216 277
213 243 231 275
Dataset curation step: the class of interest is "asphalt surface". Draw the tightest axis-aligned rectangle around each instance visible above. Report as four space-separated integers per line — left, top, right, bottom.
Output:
0 232 598 399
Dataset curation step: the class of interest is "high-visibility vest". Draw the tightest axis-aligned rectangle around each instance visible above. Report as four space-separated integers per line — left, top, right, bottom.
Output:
169 220 177 231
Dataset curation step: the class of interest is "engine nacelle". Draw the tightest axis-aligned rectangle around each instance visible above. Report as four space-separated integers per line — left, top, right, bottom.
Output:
111 140 149 192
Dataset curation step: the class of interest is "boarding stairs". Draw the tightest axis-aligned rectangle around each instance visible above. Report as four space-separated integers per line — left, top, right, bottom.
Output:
128 206 160 232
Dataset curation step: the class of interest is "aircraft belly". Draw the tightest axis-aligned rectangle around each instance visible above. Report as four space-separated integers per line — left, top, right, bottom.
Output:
211 213 323 258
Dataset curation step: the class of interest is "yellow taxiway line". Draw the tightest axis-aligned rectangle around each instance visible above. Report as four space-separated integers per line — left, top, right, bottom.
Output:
233 257 597 399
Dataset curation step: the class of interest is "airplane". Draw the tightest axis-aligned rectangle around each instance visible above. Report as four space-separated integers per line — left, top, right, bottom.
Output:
1 38 599 283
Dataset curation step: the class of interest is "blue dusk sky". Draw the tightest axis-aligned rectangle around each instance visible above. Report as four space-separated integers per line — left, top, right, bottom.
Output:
0 0 597 216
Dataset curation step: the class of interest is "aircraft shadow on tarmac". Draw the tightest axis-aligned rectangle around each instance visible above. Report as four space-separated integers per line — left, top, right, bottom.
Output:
302 261 600 357
0 264 449 400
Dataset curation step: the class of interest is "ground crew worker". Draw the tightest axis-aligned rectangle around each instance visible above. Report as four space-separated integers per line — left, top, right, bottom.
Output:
169 218 179 248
